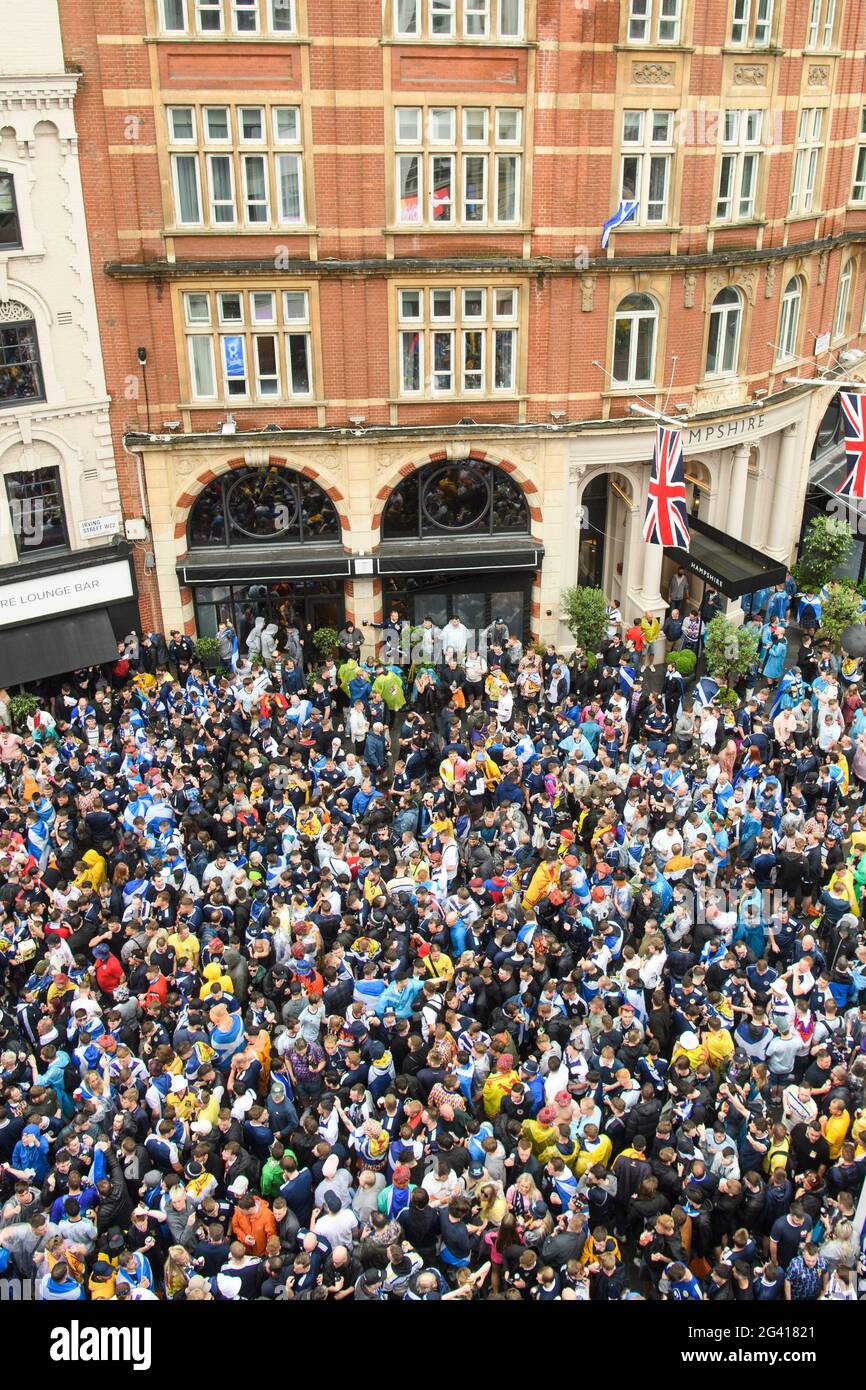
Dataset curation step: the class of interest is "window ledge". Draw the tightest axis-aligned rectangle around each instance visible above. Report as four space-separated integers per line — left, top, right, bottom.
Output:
801 48 841 58
181 399 325 410
381 37 535 49
783 211 821 226
167 227 315 237
720 45 784 57
614 43 695 53
606 224 682 235
146 34 312 45
601 386 663 398
391 393 523 405
708 218 768 231
386 225 531 236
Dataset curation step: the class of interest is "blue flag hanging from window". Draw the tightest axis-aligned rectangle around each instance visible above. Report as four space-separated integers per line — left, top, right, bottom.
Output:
223 335 245 379
601 199 639 249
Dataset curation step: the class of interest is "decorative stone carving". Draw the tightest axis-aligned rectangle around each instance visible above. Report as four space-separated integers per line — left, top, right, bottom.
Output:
818 251 828 285
705 266 759 307
684 272 696 308
764 263 776 299
581 275 596 312
733 64 768 86
807 65 830 86
632 62 674 84
0 299 32 322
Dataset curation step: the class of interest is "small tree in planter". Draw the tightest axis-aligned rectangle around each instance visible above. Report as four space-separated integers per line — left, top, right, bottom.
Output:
793 514 854 591
8 692 39 731
313 626 340 661
704 615 759 687
561 585 608 656
193 636 221 670
818 582 863 647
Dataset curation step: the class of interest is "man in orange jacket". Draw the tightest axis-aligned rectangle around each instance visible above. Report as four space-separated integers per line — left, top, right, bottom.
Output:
230 1192 277 1256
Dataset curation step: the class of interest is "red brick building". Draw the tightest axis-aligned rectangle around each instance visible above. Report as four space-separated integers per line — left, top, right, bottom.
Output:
59 0 866 649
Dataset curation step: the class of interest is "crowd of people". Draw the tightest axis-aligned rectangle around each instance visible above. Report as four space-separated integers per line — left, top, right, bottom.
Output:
0 571 864 1305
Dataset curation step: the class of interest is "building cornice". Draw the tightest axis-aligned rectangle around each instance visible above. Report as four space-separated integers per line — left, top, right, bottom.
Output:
0 73 81 109
105 228 866 281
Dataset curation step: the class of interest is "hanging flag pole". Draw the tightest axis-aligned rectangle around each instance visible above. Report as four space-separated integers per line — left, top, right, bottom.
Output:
643 423 690 550
601 198 639 249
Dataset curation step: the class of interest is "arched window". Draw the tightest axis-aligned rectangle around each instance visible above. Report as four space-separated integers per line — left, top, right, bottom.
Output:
706 286 742 378
382 459 529 539
833 259 854 341
187 465 340 548
0 300 44 406
612 293 658 386
777 276 802 361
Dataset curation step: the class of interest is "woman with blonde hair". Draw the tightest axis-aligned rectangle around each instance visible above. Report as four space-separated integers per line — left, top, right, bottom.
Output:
164 1244 193 1300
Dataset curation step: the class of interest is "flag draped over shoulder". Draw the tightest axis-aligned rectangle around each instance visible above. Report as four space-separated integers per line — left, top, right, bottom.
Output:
643 425 690 549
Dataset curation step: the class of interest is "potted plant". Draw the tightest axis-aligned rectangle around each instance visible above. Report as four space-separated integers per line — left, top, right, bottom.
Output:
8 692 39 731
704 615 759 688
561 585 609 654
193 636 221 671
817 582 863 647
669 648 696 679
312 626 340 661
793 514 853 591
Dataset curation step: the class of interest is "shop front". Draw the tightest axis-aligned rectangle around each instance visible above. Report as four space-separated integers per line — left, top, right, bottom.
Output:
0 542 138 688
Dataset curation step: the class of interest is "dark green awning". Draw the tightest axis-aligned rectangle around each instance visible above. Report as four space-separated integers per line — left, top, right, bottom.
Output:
0 608 118 687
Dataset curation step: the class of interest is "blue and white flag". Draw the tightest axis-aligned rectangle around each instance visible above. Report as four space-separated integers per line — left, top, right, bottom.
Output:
690 677 720 710
229 626 240 671
619 662 637 696
601 198 639 249
768 669 803 721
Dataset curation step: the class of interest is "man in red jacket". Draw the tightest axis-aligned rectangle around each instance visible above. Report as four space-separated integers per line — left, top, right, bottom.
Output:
92 943 125 998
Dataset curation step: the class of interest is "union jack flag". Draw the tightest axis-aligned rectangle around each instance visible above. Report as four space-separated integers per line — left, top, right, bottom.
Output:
835 392 866 500
643 425 690 548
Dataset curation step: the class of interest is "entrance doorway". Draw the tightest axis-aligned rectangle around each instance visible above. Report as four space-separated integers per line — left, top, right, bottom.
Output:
384 572 531 642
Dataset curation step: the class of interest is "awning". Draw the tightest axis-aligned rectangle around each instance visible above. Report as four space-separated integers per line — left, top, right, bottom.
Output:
178 545 352 584
0 608 119 687
663 514 788 599
376 539 544 577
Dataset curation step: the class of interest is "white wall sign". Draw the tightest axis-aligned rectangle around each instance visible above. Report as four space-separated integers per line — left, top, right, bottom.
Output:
0 558 133 628
815 331 832 356
79 516 122 540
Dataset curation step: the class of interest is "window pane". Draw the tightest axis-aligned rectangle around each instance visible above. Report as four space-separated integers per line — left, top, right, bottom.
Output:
635 315 655 381
243 156 268 222
396 0 419 35
396 107 422 143
398 155 420 221
222 335 247 395
5 467 65 555
494 329 514 389
255 336 279 395
465 0 489 38
722 308 740 371
274 107 300 142
431 155 453 220
276 154 302 223
0 175 21 249
219 292 243 322
464 154 486 221
197 0 222 32
189 335 216 397
252 292 275 323
430 108 456 143
234 0 258 32
208 155 234 223
240 107 264 141
431 288 454 319
161 0 186 31
169 107 195 141
432 331 453 389
205 107 230 141
288 334 311 394
185 292 210 324
494 288 516 318
496 155 518 220
0 318 44 406
646 155 668 220
173 155 201 223
431 0 455 36
623 111 643 143
270 0 295 31
399 289 422 319
401 330 421 391
464 108 488 143
463 330 484 389
463 288 485 317
283 290 309 322
613 317 632 383
496 108 520 143
499 0 521 37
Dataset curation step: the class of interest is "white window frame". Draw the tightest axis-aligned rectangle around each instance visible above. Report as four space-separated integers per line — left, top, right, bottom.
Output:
184 288 315 404
394 0 523 40
232 0 259 33
807 0 836 48
394 103 522 228
187 336 217 400
730 0 773 46
776 276 802 361
627 0 681 43
395 283 521 399
171 154 203 226
195 0 223 33
168 106 197 144
159 0 189 33
612 294 658 386
275 153 304 224
705 288 743 379
620 109 674 225
206 153 236 225
204 107 231 144
852 108 866 204
241 154 270 224
833 260 854 340
790 107 824 214
268 0 296 34
715 109 763 223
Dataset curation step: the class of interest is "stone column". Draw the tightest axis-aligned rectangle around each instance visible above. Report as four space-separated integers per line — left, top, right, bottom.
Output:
726 441 750 538
766 423 800 561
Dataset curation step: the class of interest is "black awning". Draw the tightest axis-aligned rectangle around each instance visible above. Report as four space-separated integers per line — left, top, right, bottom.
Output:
376 540 544 577
663 514 788 599
178 545 352 584
0 609 119 687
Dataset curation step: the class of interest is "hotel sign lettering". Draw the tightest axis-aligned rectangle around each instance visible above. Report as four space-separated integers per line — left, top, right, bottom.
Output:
685 413 765 447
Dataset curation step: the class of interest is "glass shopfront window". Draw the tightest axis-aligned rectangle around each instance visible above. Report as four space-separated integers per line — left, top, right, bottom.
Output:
192 579 345 648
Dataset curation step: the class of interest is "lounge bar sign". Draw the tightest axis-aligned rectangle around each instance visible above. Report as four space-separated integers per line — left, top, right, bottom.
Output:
0 558 134 628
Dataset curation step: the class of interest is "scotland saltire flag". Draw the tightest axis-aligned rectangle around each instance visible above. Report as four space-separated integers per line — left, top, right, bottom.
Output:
601 199 639 249
769 669 804 721
643 426 690 548
619 663 637 696
229 626 240 671
691 677 720 710
836 392 866 499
